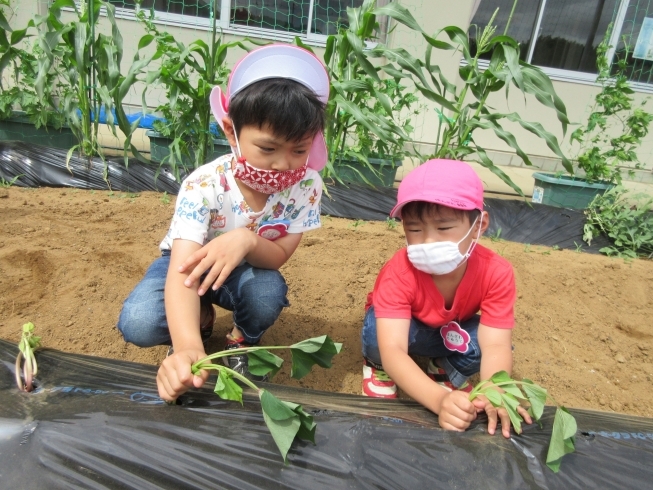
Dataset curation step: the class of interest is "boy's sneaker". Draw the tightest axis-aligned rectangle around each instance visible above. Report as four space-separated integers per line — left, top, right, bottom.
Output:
362 359 397 398
223 333 268 382
427 359 472 393
166 304 216 357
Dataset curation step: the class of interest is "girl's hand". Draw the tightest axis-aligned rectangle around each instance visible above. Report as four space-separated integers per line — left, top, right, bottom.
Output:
472 394 533 438
437 390 478 431
156 348 211 402
178 228 256 295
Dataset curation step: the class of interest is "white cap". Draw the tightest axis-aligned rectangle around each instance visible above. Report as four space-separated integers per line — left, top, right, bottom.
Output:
210 44 329 171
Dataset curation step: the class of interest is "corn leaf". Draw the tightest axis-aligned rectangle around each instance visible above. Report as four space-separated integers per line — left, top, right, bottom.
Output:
372 2 423 33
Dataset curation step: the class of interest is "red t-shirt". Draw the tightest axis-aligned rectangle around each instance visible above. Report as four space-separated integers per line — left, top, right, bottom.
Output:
366 244 515 329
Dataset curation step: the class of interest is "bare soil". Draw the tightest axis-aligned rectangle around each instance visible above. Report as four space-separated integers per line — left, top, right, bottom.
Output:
1 186 652 417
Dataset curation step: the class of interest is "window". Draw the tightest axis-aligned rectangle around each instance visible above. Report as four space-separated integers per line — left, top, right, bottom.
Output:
468 0 652 87
107 0 387 43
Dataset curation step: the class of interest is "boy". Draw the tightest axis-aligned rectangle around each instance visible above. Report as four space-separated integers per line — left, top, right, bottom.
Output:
361 159 531 437
117 45 329 402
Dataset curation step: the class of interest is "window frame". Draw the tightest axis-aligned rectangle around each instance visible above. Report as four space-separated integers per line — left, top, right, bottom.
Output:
469 0 653 94
103 0 387 47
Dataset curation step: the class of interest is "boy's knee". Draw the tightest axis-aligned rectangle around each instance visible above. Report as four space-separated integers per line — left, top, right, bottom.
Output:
360 308 381 363
239 269 289 312
117 299 167 348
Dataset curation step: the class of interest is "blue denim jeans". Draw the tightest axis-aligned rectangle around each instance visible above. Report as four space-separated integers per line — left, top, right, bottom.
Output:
117 252 289 347
361 306 481 388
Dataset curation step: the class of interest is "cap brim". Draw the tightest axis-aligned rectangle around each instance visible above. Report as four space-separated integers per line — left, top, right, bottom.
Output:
390 197 479 219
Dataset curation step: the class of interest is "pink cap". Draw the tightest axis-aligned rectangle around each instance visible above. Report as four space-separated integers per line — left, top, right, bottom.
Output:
210 44 330 171
390 159 484 218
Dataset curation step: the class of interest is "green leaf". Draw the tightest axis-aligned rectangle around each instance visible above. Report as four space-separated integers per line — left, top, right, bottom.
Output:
345 31 380 83
138 34 154 50
470 117 533 167
215 368 243 404
489 371 512 384
292 36 315 54
500 392 523 434
372 2 423 33
546 407 577 472
289 335 342 379
521 379 547 420
494 112 573 173
260 389 302 463
520 65 570 134
11 27 32 46
474 146 525 197
483 388 502 407
380 47 429 91
280 400 317 444
0 10 13 32
380 64 408 80
248 349 284 378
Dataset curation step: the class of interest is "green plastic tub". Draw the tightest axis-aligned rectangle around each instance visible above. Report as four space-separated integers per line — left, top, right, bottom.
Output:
147 130 232 167
531 172 614 210
0 113 77 150
331 157 403 187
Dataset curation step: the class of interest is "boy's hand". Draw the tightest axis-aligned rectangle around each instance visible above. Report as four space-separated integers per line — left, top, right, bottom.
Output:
156 348 210 402
178 228 256 295
437 390 478 431
472 394 533 438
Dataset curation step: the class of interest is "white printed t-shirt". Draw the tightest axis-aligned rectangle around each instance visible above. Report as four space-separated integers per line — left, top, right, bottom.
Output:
160 154 322 251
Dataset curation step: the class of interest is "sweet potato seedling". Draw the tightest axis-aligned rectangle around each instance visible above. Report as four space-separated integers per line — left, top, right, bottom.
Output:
191 335 342 463
469 371 577 473
15 322 41 392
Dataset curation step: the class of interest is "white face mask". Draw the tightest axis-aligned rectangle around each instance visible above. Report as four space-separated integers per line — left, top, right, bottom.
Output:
406 217 481 275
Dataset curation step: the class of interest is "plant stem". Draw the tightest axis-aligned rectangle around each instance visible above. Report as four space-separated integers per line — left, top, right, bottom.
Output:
504 0 519 36
192 345 292 370
15 351 24 391
197 363 260 391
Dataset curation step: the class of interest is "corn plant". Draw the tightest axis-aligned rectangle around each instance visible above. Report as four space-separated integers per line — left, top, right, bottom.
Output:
130 5 254 179
371 5 572 196
318 0 420 185
33 0 127 166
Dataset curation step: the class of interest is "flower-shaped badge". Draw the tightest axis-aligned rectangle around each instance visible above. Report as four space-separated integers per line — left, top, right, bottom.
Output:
257 220 290 241
440 321 470 353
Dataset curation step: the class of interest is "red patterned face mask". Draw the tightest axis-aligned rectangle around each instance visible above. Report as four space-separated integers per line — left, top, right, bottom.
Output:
232 131 308 194
234 157 307 194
